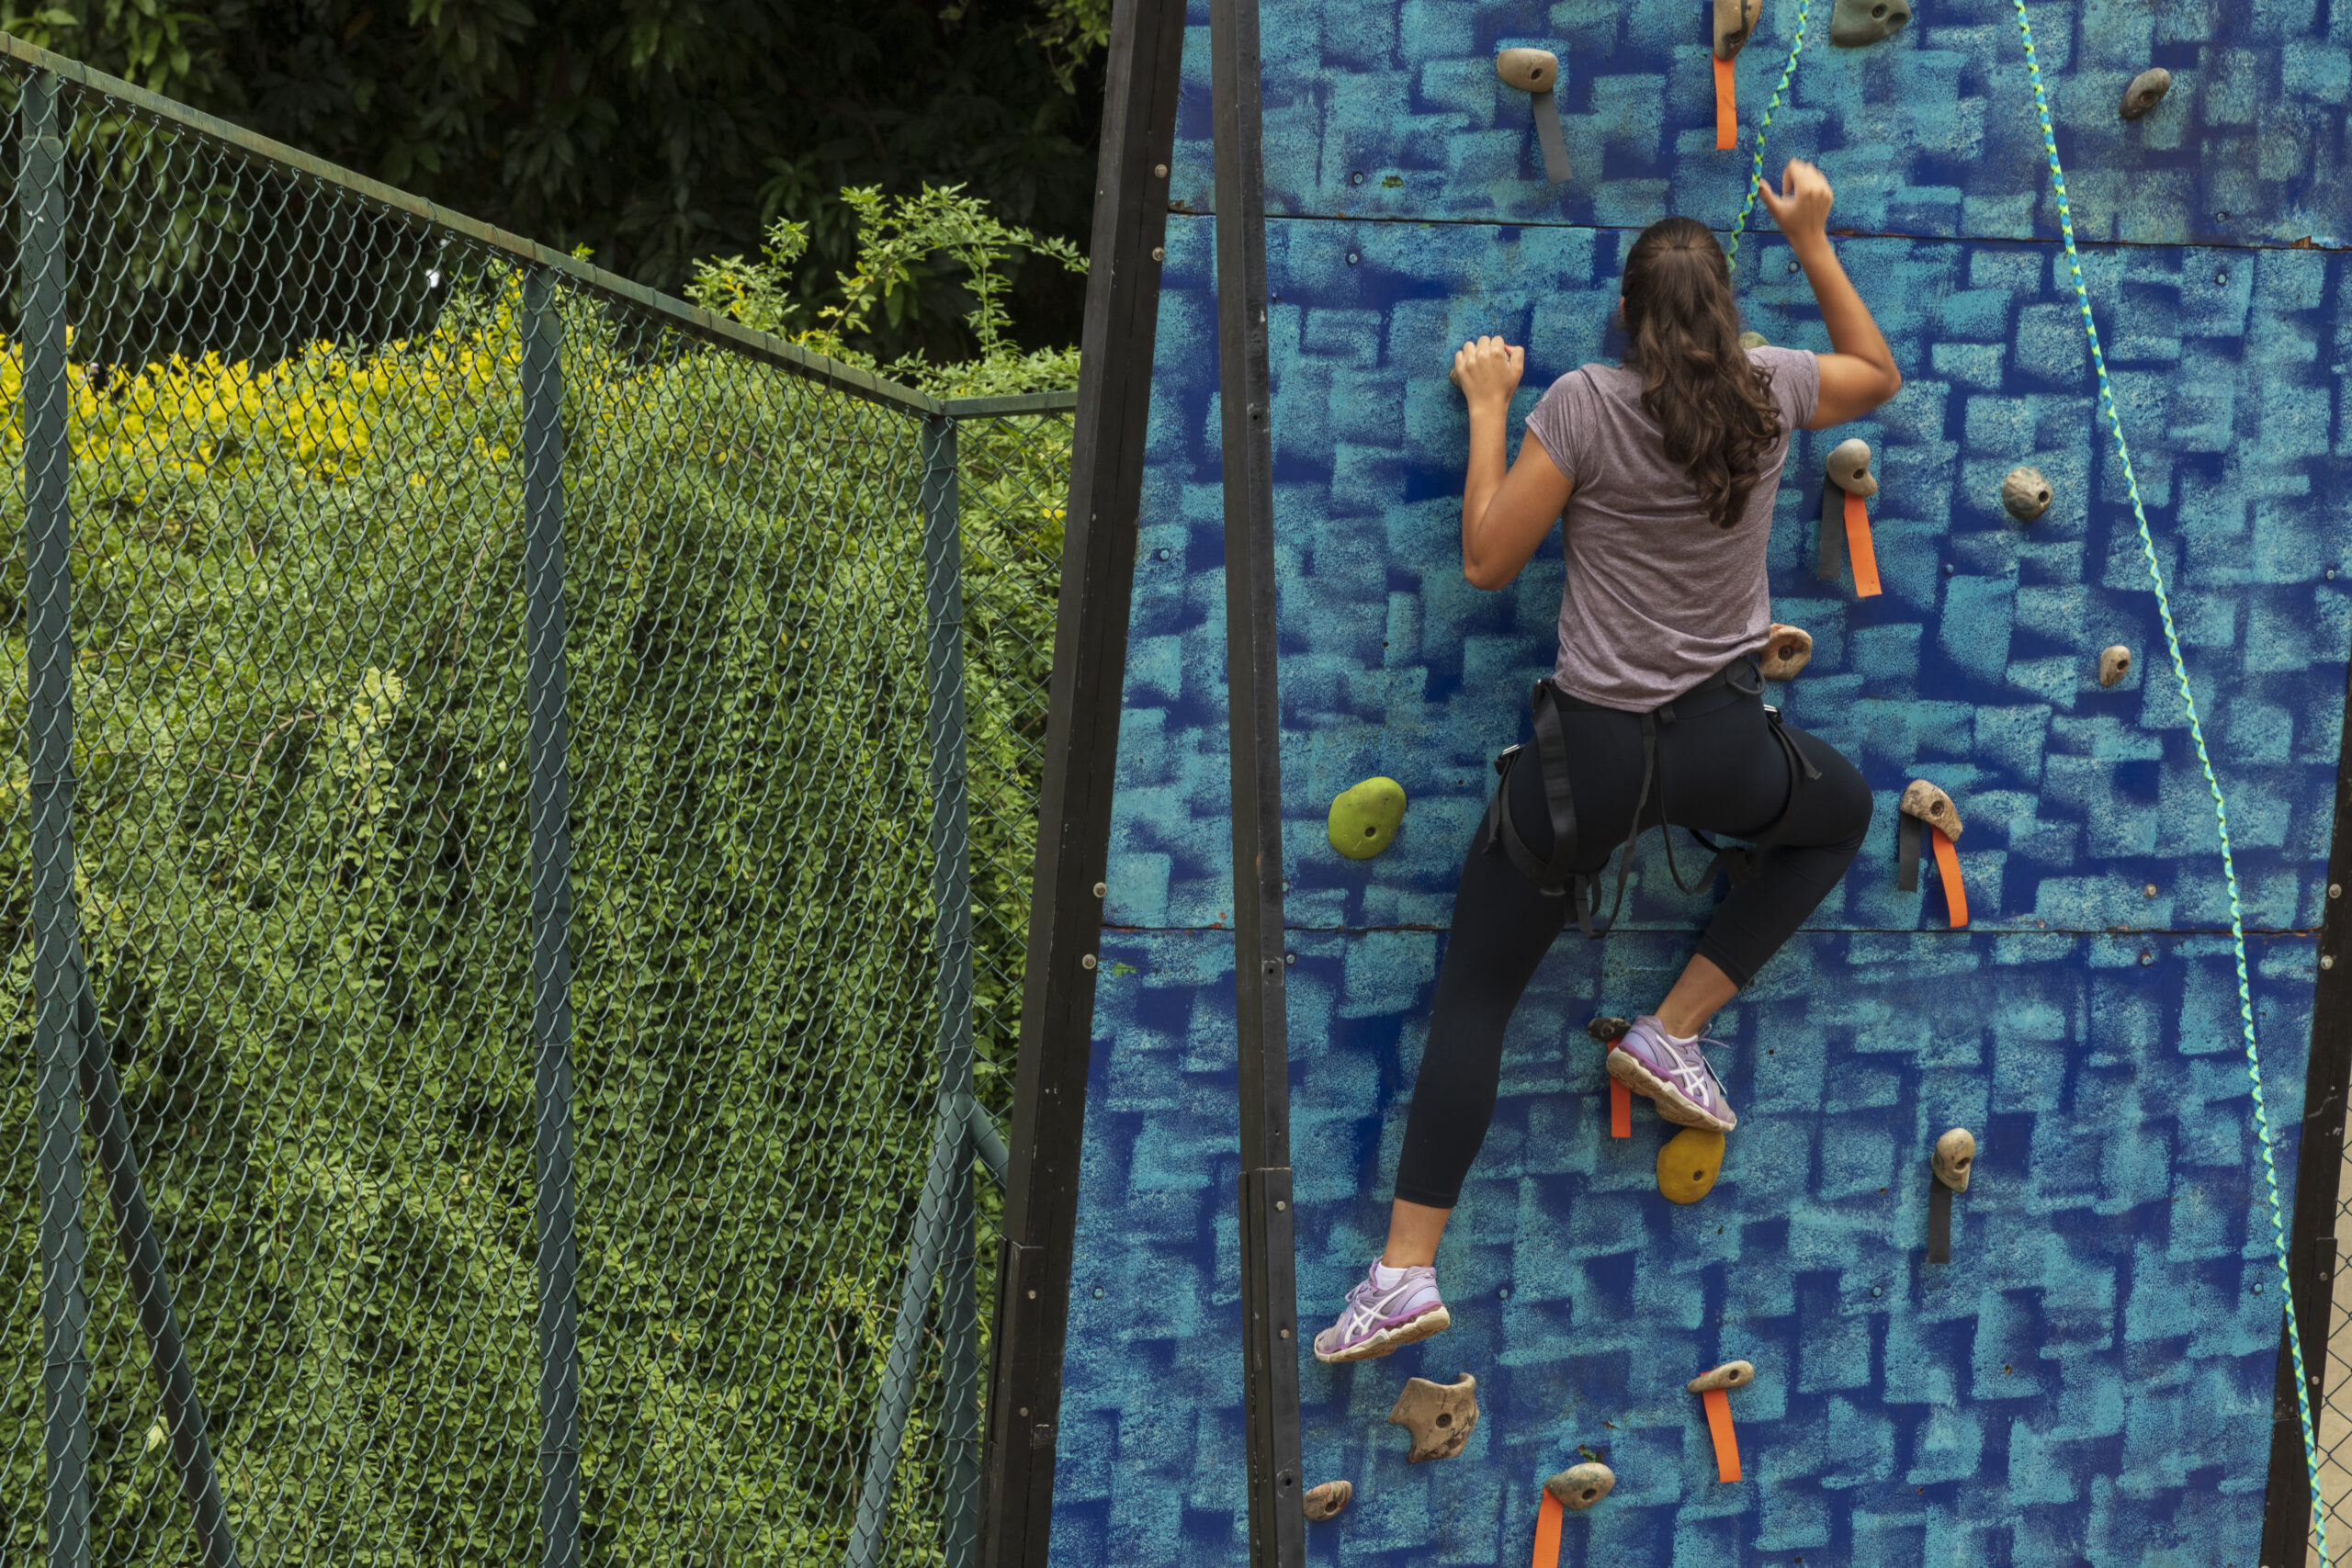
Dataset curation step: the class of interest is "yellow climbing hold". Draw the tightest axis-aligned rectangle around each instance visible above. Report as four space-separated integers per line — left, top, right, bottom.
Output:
1657 1127 1726 1204
1328 777 1407 860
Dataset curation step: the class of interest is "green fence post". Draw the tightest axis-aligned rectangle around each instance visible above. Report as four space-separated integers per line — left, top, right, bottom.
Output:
520 267 582 1568
20 66 92 1568
922 415 984 1568
849 412 980 1568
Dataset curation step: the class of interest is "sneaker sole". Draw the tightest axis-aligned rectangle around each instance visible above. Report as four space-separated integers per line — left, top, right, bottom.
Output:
1608 1047 1736 1134
1312 1304 1452 1365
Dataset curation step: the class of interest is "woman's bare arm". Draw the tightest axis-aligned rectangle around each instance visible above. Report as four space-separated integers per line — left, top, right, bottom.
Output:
1456 335 1575 591
1756 161 1902 429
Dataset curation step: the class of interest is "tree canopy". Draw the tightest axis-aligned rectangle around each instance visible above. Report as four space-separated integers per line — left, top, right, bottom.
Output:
0 0 1109 358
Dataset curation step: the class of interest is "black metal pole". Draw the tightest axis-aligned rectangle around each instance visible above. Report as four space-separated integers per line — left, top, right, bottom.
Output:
519 267 582 1568
71 964 242 1568
20 66 92 1568
1206 0 1305 1559
978 0 1186 1558
2261 642 2352 1562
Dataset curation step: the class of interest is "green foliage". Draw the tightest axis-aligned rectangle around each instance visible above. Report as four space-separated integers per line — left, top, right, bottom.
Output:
0 0 1106 358
3 184 1071 1562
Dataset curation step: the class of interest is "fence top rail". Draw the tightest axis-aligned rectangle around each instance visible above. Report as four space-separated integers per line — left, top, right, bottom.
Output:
0 28 1063 421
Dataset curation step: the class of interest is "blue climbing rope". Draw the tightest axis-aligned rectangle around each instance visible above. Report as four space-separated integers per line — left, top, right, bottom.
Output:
2007 2 2333 1558
1725 0 1813 265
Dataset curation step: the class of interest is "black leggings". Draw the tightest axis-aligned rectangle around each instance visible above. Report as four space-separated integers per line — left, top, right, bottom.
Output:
1392 681 1872 1210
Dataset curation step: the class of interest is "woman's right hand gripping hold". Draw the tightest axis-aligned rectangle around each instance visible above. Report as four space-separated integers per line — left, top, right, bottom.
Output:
1755 159 1903 427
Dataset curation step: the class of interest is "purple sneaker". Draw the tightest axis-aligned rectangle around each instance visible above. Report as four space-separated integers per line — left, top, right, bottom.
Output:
1607 1015 1737 1134
1312 1261 1451 1364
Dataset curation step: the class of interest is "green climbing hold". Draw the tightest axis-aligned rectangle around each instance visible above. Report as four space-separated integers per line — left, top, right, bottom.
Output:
1328 777 1407 860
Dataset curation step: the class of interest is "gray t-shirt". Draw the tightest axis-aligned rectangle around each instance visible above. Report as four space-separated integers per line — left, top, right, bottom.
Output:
1521 345 1820 710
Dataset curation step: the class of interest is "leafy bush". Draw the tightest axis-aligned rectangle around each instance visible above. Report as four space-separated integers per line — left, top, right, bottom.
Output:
3 186 1072 1565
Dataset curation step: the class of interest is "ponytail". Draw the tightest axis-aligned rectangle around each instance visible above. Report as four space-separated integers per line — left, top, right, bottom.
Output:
1620 217 1783 529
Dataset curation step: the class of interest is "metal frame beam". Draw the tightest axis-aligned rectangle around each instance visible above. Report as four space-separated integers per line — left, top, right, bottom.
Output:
978 0 1187 1556
2262 646 2352 1562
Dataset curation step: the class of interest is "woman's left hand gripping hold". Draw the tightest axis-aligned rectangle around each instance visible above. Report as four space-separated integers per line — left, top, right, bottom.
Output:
1455 335 1573 591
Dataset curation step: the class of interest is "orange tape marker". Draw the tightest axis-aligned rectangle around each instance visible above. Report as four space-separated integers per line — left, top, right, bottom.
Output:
1611 1079 1632 1138
1713 57 1736 149
1931 828 1968 928
1531 1488 1564 1568
1702 1386 1742 1483
1843 489 1882 598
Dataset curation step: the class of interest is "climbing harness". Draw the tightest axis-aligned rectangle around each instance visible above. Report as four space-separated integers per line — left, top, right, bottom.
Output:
2007 5 2332 1557
1481 654 1818 934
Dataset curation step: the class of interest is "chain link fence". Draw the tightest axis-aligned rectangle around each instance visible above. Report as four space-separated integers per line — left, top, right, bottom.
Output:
0 37 1072 1567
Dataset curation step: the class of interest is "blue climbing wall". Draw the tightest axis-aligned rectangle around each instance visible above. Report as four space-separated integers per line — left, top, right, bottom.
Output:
1052 0 2352 1562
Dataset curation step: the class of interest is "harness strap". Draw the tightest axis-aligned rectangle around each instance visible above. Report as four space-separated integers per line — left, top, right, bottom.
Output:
1484 655 1812 929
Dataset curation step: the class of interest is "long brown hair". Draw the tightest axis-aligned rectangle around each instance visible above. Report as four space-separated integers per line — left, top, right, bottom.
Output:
1620 217 1783 529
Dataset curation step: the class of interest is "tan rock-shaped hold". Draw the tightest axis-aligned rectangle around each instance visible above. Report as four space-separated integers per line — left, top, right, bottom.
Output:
1738 329 1770 350
1388 1373 1479 1462
1714 0 1761 58
2120 66 2171 120
1657 1127 1726 1205
1759 623 1813 682
2001 466 2052 523
1586 1016 1632 1045
1303 1480 1351 1522
1899 779 1963 841
1545 1461 1616 1510
1934 1127 1975 1192
1830 0 1911 47
1687 1360 1756 1394
2098 646 2133 688
1826 437 1877 497
1496 47 1559 93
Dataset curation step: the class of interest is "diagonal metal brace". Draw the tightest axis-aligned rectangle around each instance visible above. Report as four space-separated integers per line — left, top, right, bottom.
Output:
69 942 243 1568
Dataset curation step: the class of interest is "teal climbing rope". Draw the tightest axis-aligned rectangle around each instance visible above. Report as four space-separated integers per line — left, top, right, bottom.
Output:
1725 0 1813 265
2007 2 2334 1559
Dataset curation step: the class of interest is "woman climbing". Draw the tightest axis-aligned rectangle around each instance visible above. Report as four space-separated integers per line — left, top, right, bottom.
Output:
1315 162 1903 1363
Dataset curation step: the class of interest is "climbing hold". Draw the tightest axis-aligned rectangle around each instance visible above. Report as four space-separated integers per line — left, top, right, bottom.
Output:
1657 1127 1726 1204
2098 645 2132 687
2000 465 2052 523
1897 780 1968 929
1758 623 1812 681
1497 48 1572 184
1689 1364 1751 1483
1926 1128 1973 1264
1830 0 1911 47
1495 47 1558 92
1328 777 1406 860
1589 1018 1633 1138
1687 1361 1756 1393
1933 1127 1975 1192
1899 780 1962 840
1545 1461 1616 1510
1738 330 1769 350
1714 0 1760 57
2120 66 2171 120
1825 438 1877 497
1818 439 1882 598
1304 1480 1351 1522
1388 1373 1479 1462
